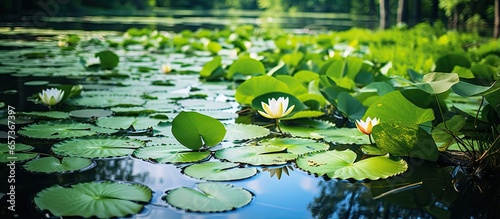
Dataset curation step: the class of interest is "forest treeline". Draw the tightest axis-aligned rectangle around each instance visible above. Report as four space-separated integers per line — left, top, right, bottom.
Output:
1 0 498 32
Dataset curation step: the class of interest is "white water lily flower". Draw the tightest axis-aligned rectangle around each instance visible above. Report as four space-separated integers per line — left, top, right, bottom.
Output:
38 88 65 106
161 63 172 74
86 57 101 67
258 97 295 119
355 117 380 135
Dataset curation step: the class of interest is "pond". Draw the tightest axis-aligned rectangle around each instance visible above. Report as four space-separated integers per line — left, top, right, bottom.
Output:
0 16 499 219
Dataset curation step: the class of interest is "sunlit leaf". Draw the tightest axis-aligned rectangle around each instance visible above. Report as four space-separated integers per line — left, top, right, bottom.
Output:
165 182 252 212
296 150 407 180
226 57 265 79
34 181 152 218
52 137 144 158
183 162 258 181
171 111 226 150
259 138 329 155
224 123 270 142
414 73 459 94
215 145 298 165
19 120 117 139
23 157 94 173
133 144 210 163
235 75 290 105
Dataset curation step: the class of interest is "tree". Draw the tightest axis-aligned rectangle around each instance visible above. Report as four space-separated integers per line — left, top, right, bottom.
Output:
379 0 390 29
397 0 407 25
494 0 500 38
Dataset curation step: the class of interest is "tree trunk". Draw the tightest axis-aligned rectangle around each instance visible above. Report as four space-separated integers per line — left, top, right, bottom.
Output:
379 0 389 29
396 0 406 25
431 0 439 23
495 0 500 38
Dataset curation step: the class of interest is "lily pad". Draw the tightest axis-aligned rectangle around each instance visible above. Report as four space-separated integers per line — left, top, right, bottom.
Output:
96 116 167 130
259 138 329 155
312 128 370 145
414 73 459 94
224 123 270 142
20 111 70 119
235 75 291 105
133 144 211 164
215 145 298 165
165 182 253 212
67 96 145 107
69 109 113 118
171 111 226 150
0 143 38 163
226 57 265 79
19 120 117 139
34 181 152 218
23 157 94 173
296 150 407 180
183 162 258 181
52 137 144 158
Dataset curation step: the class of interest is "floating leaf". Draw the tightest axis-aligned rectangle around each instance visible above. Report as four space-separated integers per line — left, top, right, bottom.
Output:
296 150 407 180
20 111 69 119
96 116 167 130
337 92 366 120
177 99 233 111
95 50 119 70
215 145 297 165
171 111 226 150
414 73 459 94
23 157 94 173
34 181 152 218
19 120 116 139
165 182 253 212
224 123 270 142
0 143 37 163
312 128 370 145
67 96 145 107
134 144 210 163
183 162 258 181
69 109 113 118
259 138 329 155
372 122 439 161
52 137 144 158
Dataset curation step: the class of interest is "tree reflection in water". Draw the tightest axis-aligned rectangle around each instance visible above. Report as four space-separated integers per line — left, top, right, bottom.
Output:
308 180 432 219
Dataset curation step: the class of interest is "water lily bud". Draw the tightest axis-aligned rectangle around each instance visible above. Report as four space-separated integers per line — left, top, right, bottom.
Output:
38 88 65 106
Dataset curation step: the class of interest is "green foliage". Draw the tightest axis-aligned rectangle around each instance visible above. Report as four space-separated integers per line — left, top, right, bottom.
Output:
171 111 226 150
165 182 253 212
34 181 152 218
95 50 119 70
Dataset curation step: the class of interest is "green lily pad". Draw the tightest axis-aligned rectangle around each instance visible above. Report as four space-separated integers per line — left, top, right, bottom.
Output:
95 50 119 70
259 138 329 155
165 182 253 212
19 120 117 139
69 109 113 118
171 111 226 150
224 123 270 142
96 116 167 130
215 145 298 165
133 144 211 164
183 162 258 181
67 96 145 107
235 75 291 105
364 90 435 125
52 137 144 158
296 150 407 180
20 111 69 119
34 181 152 218
177 99 233 111
0 143 38 163
226 57 265 79
372 122 439 161
312 128 370 145
431 115 466 151
414 73 459 94
23 157 94 173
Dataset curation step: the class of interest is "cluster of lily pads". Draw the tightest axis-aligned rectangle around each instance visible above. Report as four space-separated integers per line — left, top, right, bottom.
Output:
0 23 499 218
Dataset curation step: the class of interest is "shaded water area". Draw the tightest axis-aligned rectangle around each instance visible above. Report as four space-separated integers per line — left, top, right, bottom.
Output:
0 13 497 219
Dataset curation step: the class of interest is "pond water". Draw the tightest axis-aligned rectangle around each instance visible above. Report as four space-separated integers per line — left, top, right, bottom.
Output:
0 14 496 218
